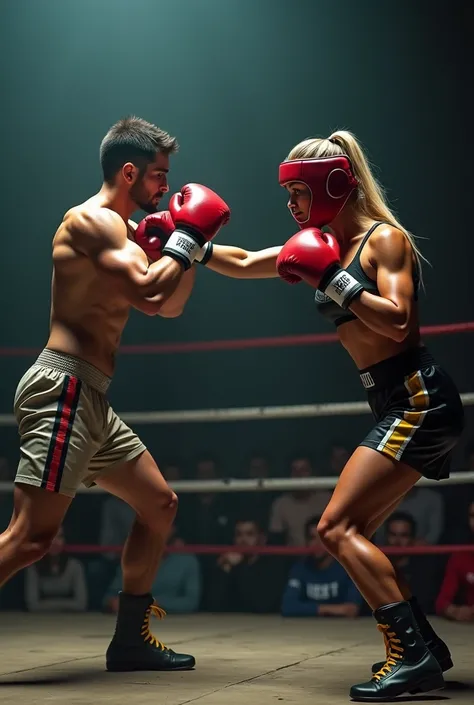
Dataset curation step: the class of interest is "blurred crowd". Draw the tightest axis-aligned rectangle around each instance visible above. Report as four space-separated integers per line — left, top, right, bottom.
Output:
1 443 474 622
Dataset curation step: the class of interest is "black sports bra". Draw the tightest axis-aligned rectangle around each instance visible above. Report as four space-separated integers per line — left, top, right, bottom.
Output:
314 222 420 327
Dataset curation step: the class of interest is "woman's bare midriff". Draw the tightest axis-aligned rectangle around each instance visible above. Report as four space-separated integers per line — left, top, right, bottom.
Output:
337 317 421 370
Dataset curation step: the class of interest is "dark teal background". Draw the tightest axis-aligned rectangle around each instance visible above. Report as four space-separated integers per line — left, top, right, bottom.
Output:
1 0 472 475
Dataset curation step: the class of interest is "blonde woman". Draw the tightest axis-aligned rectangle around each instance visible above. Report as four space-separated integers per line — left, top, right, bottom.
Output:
193 131 464 700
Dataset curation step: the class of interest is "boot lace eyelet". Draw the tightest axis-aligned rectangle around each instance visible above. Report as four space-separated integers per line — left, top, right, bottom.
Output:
373 623 404 681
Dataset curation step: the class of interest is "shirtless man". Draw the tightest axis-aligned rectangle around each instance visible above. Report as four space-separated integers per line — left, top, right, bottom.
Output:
0 116 229 672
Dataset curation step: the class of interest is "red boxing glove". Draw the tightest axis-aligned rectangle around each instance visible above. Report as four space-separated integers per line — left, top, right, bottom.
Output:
164 183 230 269
277 229 364 309
134 211 175 262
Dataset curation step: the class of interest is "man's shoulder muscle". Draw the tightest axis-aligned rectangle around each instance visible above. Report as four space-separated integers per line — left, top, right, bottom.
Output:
65 206 127 253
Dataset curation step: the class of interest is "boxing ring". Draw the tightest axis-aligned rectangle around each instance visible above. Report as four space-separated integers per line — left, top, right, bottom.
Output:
0 612 473 704
1 322 474 704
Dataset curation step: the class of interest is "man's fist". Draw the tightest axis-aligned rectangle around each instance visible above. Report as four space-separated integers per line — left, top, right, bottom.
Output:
163 184 230 269
134 211 175 262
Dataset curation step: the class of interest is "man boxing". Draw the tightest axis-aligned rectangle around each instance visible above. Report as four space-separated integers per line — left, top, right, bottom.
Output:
1 116 229 672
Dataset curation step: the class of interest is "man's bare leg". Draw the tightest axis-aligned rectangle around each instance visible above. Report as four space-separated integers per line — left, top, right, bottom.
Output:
96 451 194 671
0 484 71 587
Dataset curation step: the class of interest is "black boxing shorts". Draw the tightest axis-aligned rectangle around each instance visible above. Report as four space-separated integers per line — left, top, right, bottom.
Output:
358 346 464 480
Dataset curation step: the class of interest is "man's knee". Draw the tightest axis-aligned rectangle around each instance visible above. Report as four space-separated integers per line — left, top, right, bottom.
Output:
139 489 178 533
7 522 60 566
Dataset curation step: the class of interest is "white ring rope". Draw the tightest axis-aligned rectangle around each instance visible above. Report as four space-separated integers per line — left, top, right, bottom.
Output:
0 472 473 494
0 392 473 426
1 393 473 493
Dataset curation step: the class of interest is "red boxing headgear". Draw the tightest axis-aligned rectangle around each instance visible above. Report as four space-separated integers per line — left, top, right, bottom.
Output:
279 155 358 228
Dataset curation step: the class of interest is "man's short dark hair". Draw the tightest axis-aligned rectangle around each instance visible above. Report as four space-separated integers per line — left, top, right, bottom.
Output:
387 511 417 537
100 116 178 183
235 517 263 533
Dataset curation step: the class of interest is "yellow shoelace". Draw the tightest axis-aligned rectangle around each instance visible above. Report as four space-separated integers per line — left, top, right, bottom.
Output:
373 623 404 680
140 602 169 650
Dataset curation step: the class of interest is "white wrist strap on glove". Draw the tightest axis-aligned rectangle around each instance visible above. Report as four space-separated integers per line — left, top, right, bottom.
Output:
194 242 213 265
163 231 202 268
323 269 364 309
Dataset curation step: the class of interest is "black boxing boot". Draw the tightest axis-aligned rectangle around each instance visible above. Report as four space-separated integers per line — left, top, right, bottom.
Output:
106 592 195 672
350 600 444 701
371 595 453 675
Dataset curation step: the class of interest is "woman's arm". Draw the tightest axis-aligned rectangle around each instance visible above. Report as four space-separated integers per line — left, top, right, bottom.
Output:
348 228 416 342
203 244 282 279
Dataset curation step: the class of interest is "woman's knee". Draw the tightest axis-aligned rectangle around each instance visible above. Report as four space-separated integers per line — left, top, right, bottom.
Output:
317 513 368 555
317 514 343 553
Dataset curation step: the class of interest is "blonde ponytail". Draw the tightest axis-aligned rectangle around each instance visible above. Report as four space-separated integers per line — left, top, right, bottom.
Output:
287 130 428 282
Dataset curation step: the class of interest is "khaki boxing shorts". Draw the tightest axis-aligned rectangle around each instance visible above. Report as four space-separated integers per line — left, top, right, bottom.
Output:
14 349 146 497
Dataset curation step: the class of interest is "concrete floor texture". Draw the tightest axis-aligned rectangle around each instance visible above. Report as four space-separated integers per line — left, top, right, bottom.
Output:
0 613 473 704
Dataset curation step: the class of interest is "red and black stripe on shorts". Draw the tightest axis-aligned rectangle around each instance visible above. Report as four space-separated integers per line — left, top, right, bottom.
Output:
41 375 82 493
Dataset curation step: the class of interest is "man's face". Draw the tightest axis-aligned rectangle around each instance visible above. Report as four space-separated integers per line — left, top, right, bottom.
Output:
196 460 216 480
386 519 414 548
163 464 180 482
129 152 170 213
330 445 350 473
235 521 261 547
291 458 312 478
248 456 269 479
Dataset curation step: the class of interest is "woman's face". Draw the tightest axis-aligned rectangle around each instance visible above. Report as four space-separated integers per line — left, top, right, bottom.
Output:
286 182 311 223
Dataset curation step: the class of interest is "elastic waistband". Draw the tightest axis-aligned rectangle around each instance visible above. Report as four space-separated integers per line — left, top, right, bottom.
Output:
35 349 111 395
359 346 436 391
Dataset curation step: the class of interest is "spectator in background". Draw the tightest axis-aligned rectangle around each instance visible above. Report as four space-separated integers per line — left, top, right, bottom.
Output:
206 518 286 613
384 512 442 614
328 442 351 475
436 499 474 622
104 523 201 615
396 487 445 545
374 486 445 546
24 527 87 612
241 452 274 530
185 455 231 544
281 516 363 617
161 461 182 483
247 454 271 480
269 455 331 545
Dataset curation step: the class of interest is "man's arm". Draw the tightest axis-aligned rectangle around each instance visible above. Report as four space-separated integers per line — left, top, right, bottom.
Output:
203 244 282 279
158 267 196 318
128 215 196 318
72 208 185 316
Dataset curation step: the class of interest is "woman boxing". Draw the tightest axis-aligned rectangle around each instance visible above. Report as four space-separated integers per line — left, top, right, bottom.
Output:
196 131 464 700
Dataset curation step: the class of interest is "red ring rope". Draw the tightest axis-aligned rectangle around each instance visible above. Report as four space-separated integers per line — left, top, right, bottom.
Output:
63 543 474 556
1 321 473 357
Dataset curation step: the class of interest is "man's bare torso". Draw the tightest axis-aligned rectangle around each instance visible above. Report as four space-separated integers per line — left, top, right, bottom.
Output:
46 196 142 377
